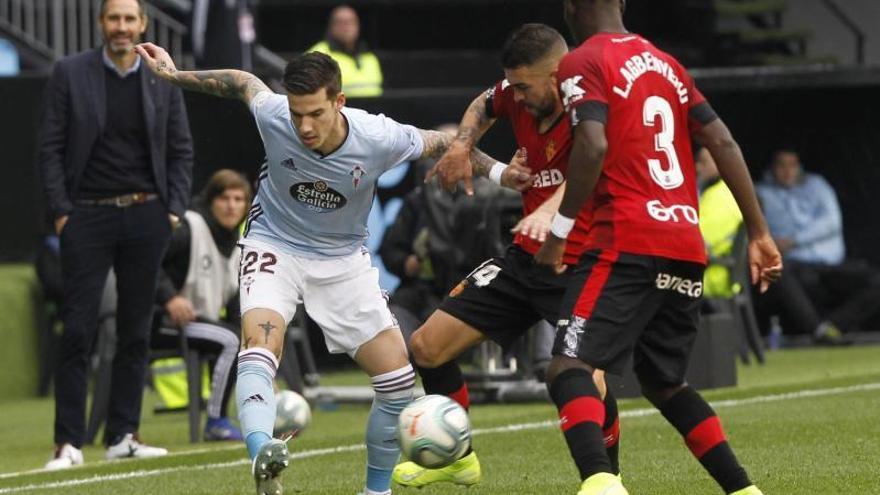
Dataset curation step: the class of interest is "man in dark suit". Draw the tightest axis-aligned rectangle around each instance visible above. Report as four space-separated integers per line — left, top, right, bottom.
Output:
39 0 193 469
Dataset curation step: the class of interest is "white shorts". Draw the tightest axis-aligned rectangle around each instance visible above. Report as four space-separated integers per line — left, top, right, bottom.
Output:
238 239 397 356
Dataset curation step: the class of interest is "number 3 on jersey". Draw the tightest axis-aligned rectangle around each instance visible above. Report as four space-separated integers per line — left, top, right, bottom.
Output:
643 96 683 190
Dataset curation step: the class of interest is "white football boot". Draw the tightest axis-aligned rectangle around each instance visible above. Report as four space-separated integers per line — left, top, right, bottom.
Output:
45 443 84 470
105 433 168 460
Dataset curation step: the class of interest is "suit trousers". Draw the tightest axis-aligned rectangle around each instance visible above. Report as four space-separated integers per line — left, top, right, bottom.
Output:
55 200 171 447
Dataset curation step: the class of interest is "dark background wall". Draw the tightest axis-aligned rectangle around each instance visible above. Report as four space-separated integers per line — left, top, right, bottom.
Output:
3 74 880 266
256 0 705 62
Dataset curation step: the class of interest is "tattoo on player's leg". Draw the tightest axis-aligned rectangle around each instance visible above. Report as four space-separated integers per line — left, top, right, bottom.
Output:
258 321 276 344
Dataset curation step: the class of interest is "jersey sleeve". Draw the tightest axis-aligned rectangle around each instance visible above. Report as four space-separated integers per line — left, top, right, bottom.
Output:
249 90 284 126
380 114 425 171
682 67 718 132
558 49 610 127
485 79 513 120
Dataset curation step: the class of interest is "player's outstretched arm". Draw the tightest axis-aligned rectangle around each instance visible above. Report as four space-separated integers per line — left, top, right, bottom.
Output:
135 42 269 105
419 130 532 191
426 93 498 195
694 118 782 292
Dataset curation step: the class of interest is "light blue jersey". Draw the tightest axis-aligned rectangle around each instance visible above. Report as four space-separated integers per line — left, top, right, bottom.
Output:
244 91 424 258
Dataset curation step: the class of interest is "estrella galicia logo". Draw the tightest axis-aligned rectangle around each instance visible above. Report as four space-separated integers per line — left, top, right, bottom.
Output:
281 157 297 171
290 180 348 212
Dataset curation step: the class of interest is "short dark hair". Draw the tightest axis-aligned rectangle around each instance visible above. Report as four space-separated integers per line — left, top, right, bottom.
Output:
100 0 147 17
500 23 566 69
201 169 253 207
771 148 800 165
283 52 342 97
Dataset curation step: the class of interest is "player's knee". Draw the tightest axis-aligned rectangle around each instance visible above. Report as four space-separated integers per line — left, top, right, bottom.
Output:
636 371 685 408
409 329 443 369
545 355 594 386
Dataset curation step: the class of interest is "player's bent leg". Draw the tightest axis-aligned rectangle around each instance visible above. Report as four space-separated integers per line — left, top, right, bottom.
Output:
639 377 756 494
410 310 486 410
239 309 289 495
409 310 487 369
354 327 415 495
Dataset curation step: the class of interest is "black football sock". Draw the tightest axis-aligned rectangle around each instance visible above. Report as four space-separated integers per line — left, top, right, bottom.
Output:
548 368 612 480
659 386 751 493
417 360 469 410
602 389 620 475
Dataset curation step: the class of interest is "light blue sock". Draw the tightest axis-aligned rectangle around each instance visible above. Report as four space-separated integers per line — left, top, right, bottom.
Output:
365 365 415 493
236 348 279 459
246 432 272 459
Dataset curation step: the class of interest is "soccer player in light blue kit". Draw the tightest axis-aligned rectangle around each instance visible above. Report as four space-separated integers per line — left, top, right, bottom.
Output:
135 42 532 495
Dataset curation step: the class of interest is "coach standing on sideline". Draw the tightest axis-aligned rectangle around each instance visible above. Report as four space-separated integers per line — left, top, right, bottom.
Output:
39 0 193 469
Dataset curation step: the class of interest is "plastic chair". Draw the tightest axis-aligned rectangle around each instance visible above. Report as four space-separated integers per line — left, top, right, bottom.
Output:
714 226 766 364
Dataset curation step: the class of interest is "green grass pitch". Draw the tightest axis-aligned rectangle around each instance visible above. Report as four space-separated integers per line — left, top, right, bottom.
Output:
1 345 878 494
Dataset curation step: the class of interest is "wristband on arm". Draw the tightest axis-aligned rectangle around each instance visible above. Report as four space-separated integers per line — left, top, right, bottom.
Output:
489 162 507 185
550 213 575 239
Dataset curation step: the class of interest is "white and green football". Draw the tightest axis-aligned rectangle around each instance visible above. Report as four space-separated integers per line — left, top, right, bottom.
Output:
397 394 471 468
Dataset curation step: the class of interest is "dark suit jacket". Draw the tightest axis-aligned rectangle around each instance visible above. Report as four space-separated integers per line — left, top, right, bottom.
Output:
38 47 194 219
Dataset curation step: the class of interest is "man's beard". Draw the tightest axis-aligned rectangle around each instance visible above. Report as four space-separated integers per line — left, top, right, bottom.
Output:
529 101 555 121
106 35 139 55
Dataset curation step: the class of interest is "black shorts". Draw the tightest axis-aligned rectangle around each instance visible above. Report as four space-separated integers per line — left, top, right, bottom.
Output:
439 245 570 349
553 250 705 385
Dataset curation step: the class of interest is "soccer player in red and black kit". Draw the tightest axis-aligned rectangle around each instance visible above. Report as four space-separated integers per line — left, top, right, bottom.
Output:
392 24 621 488
534 1 783 495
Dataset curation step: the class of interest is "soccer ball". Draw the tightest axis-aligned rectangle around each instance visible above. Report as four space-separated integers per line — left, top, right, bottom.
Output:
397 394 471 469
274 390 311 435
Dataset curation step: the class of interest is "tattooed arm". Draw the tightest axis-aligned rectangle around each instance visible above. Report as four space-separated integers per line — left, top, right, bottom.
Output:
418 129 533 191
135 42 270 105
423 92 498 195
454 92 498 150
418 129 496 176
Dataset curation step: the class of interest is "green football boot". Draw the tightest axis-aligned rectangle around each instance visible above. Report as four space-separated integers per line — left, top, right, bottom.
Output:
392 451 481 488
577 472 629 495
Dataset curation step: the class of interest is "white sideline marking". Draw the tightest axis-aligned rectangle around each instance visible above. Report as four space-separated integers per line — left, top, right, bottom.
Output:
2 381 878 493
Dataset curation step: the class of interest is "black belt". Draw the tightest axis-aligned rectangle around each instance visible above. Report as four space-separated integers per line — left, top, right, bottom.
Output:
75 192 158 208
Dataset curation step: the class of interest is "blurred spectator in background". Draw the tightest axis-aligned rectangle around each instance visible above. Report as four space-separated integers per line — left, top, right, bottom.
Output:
0 37 20 76
696 147 743 300
756 149 880 342
191 0 256 70
153 170 249 441
308 5 383 97
38 0 193 469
